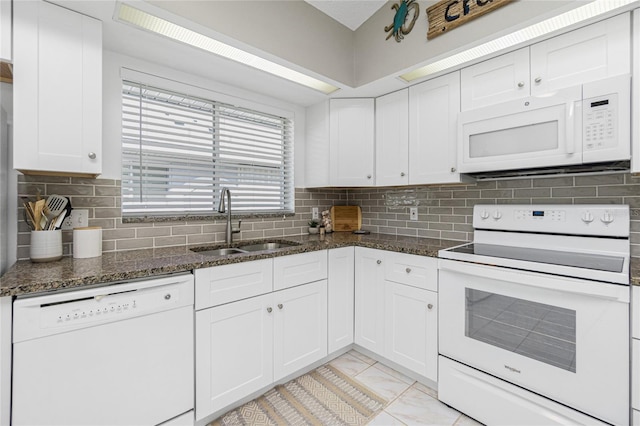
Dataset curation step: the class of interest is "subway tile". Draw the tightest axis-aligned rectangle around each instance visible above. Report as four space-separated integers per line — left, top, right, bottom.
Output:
497 179 533 188
598 185 640 196
95 208 125 219
154 236 187 247
187 233 217 245
102 240 116 252
480 189 514 199
440 199 466 207
417 229 441 238
574 197 623 204
103 229 136 240
397 228 418 236
47 184 94 196
532 176 574 187
429 222 453 231
239 230 265 240
19 175 70 184
71 196 115 208
172 225 203 236
576 174 625 186
116 238 154 250
514 188 551 198
452 190 481 199
552 187 596 197
531 198 572 204
95 186 121 196
378 227 397 234
136 227 171 238
441 231 468 241
264 228 285 238
428 207 453 215
440 215 467 224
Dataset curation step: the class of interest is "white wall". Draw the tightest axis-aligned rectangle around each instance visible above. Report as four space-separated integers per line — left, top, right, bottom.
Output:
102 50 307 187
148 0 355 87
0 82 15 274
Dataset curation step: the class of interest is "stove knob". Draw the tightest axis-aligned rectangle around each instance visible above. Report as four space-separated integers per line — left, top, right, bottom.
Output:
479 210 490 220
492 210 502 220
601 211 614 225
581 211 594 224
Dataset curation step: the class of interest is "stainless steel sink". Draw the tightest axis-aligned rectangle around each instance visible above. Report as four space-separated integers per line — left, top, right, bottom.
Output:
238 242 299 252
194 247 247 256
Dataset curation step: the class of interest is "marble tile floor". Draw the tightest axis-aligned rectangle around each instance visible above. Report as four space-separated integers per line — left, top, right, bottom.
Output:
328 350 484 426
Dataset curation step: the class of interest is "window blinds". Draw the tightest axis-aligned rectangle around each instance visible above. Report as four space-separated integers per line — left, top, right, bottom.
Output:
122 81 294 217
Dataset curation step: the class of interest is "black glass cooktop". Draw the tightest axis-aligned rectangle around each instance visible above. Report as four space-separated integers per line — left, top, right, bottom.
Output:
447 243 624 273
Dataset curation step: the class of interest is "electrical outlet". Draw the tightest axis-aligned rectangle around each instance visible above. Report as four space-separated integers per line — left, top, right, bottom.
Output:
410 207 418 221
61 209 89 230
312 207 319 220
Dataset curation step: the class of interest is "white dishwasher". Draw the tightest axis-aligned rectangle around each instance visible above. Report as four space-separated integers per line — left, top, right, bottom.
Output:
12 273 195 426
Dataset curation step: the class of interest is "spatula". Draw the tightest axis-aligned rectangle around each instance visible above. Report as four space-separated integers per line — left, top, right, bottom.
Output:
44 195 68 230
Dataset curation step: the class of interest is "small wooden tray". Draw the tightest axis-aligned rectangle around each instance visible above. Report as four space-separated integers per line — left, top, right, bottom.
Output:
330 206 362 232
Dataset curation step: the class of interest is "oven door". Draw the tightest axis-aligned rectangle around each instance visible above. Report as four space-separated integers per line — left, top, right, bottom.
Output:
439 259 629 426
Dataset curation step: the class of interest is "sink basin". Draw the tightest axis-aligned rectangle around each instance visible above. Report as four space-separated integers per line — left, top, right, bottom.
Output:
238 242 300 252
194 247 247 256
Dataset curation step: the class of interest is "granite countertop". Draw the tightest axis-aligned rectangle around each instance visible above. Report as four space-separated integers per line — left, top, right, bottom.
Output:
0 233 463 297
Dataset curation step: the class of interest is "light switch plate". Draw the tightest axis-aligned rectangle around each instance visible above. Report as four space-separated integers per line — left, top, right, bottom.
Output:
410 207 418 221
312 207 319 220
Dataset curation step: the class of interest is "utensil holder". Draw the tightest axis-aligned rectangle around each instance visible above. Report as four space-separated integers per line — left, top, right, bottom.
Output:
30 230 63 263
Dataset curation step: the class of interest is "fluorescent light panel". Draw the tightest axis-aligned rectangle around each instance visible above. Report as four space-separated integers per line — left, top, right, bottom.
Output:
117 3 340 94
400 0 636 82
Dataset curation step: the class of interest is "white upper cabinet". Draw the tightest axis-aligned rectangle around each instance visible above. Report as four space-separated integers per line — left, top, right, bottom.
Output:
13 0 102 177
461 48 530 111
409 71 464 185
330 99 375 186
632 9 640 174
305 101 331 188
375 89 409 186
461 13 630 111
0 0 11 62
530 13 630 95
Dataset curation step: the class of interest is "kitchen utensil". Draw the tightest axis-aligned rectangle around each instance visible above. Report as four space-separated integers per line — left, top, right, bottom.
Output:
52 197 72 230
330 206 362 232
23 208 35 230
44 195 68 230
33 199 45 231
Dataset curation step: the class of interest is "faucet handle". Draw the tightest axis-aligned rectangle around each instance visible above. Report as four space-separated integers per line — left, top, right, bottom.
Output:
232 219 242 234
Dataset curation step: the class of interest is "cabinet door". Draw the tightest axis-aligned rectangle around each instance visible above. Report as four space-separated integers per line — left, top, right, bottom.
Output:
530 13 630 96
273 250 327 291
632 10 640 174
194 259 273 310
0 0 10 61
13 0 102 177
330 99 375 186
305 101 331 188
409 71 462 185
354 247 385 354
328 247 355 353
195 294 273 421
375 90 409 186
384 282 437 381
460 48 530 111
273 280 328 381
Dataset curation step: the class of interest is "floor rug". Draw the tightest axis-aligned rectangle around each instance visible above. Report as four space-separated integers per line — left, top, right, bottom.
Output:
210 364 388 426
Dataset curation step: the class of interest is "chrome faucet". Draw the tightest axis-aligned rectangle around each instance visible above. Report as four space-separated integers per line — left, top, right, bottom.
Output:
218 187 241 244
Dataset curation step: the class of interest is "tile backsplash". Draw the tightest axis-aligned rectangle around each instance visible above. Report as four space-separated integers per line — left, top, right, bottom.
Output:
16 172 640 259
16 175 346 260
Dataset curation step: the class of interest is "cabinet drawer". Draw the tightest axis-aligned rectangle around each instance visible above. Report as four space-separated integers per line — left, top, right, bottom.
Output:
384 252 437 291
195 259 273 310
634 338 640 410
273 251 328 291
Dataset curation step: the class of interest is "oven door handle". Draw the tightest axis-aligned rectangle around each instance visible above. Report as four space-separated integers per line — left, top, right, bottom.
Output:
438 259 629 302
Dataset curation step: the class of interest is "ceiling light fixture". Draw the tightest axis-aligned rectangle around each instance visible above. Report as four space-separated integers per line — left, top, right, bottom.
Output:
116 3 340 94
399 0 636 83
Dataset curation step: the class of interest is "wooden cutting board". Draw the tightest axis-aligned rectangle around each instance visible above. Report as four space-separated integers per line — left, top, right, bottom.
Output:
330 206 362 232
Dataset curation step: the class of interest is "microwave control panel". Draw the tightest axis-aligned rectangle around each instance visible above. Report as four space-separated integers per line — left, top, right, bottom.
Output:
583 93 617 151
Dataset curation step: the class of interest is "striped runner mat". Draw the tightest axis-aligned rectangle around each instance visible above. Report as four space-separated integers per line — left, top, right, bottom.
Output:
210 364 387 426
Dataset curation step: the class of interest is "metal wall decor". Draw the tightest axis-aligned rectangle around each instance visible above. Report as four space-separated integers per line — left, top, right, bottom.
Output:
384 0 420 43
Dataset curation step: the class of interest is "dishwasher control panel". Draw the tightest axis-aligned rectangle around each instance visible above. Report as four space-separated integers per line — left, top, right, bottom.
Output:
13 274 194 342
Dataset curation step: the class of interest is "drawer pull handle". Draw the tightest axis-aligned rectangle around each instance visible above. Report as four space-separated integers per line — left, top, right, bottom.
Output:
400 172 405 177
517 81 525 88
534 77 542 84
406 267 411 273
164 294 171 300
427 304 433 310
377 260 382 265
88 152 97 160
367 174 372 179
278 304 283 310
267 307 273 313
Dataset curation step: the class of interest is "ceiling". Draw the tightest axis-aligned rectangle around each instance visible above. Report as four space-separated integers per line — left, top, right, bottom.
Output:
303 0 387 31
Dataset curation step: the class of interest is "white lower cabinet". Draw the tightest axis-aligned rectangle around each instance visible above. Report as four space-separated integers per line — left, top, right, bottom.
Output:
354 247 385 354
273 280 328 380
328 247 355 353
355 247 438 381
195 294 273 419
384 282 437 382
195 256 328 422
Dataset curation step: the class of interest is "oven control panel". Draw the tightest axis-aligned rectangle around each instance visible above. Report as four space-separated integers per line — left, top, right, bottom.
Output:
473 204 629 237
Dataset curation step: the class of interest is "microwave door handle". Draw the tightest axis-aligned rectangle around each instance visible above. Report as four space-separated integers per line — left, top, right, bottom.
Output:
565 101 575 154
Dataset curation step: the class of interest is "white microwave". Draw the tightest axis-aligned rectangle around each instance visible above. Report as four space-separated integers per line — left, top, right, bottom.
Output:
457 74 630 174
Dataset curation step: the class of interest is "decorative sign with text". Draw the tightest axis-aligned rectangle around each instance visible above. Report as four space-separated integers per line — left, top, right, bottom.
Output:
426 0 514 40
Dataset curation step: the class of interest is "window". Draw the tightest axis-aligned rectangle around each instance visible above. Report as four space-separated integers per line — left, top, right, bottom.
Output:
121 81 294 217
